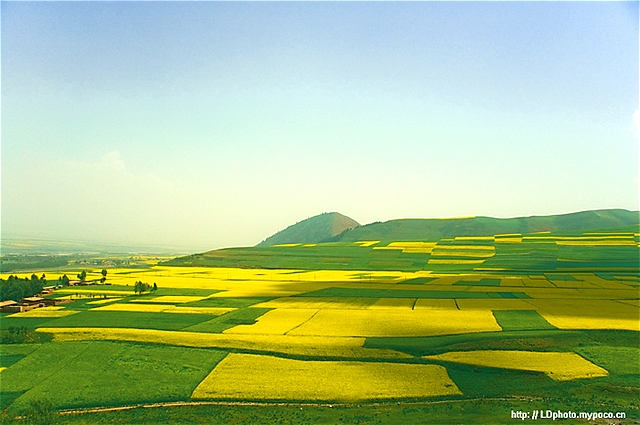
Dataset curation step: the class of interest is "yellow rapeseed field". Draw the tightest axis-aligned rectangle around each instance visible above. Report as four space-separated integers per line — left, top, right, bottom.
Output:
413 299 458 310
191 353 461 401
424 350 609 381
571 274 635 290
500 278 525 287
86 298 123 305
369 298 416 309
433 245 495 251
92 303 235 316
36 327 409 359
456 299 537 311
224 309 318 335
254 297 377 310
524 299 639 331
454 236 494 241
494 234 522 243
428 259 486 265
286 309 501 337
130 295 206 303
7 307 78 318
373 242 437 254
354 241 380 247
55 288 134 296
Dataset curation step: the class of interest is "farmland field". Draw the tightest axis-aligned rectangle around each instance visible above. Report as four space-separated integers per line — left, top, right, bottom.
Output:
1 229 639 424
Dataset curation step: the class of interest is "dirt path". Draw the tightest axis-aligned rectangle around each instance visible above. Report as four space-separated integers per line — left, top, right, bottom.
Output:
58 396 543 416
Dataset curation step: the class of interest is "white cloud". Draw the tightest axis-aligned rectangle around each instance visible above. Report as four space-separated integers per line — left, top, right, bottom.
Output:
1 151 203 247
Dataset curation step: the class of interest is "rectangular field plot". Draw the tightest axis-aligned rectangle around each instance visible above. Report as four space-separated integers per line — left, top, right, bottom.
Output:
456 299 536 311
424 350 608 381
37 327 409 359
297 287 525 299
223 309 318 335
524 299 640 331
492 310 556 331
91 303 235 316
1 341 226 412
254 297 377 310
7 307 78 318
286 309 502 337
413 299 458 310
39 311 213 331
370 298 416 309
191 353 461 401
130 296 207 304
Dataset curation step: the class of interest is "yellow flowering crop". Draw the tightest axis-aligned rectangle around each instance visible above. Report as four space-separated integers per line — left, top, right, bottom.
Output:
191 353 461 401
413 299 458 310
428 259 486 265
55 289 133 296
92 303 235 316
7 307 78 318
354 241 380 247
524 299 639 331
456 299 537 311
86 298 123 305
130 296 206 303
287 308 501 337
369 298 416 309
36 327 409 359
254 297 377 310
224 309 318 335
424 350 608 381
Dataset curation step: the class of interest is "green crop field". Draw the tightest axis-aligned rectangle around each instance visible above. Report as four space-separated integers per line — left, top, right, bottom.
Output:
1 228 638 424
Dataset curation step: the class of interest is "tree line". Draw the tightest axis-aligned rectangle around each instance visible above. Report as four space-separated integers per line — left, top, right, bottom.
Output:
134 281 157 295
0 274 48 302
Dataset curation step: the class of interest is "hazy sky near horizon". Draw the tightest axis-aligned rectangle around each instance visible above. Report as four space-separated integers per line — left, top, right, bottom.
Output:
2 1 638 250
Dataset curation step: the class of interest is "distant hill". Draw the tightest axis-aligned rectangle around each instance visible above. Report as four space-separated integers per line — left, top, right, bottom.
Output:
335 209 640 242
162 208 639 271
256 212 360 247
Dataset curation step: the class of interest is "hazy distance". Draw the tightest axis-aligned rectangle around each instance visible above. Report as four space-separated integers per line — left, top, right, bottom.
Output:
2 2 638 251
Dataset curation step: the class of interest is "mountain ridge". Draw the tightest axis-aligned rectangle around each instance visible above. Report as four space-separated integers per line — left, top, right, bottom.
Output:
335 208 639 242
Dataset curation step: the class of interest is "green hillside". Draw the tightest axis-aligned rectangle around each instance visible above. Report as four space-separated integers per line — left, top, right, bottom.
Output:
256 212 360 246
335 209 639 242
163 209 640 273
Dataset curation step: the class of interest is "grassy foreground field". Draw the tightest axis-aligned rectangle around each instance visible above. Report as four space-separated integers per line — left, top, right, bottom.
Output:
1 230 638 423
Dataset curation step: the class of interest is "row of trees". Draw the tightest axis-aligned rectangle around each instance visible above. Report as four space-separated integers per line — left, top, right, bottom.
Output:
76 269 107 283
0 274 47 302
134 280 158 295
0 269 109 302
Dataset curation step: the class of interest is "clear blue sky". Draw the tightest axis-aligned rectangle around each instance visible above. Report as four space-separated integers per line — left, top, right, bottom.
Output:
2 1 638 250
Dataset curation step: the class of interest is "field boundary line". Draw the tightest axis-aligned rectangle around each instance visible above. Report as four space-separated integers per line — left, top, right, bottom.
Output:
57 396 551 416
284 310 320 335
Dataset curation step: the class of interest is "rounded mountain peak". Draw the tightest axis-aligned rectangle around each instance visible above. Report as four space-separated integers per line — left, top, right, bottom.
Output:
256 212 360 246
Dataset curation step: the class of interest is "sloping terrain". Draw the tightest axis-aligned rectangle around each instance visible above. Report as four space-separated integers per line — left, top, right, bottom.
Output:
335 209 639 242
256 212 360 246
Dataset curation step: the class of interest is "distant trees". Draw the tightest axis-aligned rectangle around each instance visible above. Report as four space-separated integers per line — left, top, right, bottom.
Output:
101 269 108 283
59 275 70 286
77 270 87 283
134 280 151 295
0 275 46 302
133 281 158 295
